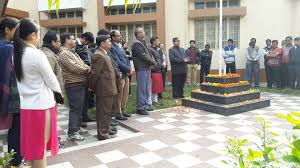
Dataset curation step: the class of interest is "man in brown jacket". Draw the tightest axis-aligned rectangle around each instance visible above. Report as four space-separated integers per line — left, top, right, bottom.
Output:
58 33 90 141
89 35 118 140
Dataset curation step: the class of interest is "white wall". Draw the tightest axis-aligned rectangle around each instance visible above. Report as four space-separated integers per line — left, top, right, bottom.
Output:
7 0 39 22
83 0 98 36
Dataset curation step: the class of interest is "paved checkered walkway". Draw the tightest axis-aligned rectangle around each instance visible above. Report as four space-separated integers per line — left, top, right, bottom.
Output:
40 92 299 168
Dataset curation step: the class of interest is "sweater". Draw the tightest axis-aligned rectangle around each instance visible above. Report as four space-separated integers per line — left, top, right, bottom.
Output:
58 47 90 87
223 45 237 64
16 47 61 110
246 47 260 64
282 44 293 64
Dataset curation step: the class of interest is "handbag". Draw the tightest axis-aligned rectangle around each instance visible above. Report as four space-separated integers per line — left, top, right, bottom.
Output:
54 92 64 104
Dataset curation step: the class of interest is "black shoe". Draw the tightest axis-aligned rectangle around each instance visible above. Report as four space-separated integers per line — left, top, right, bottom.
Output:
80 122 87 128
146 106 154 111
82 117 95 122
136 110 149 115
110 119 119 126
179 96 185 98
97 135 116 141
116 115 128 121
123 112 132 117
111 126 117 132
109 130 118 135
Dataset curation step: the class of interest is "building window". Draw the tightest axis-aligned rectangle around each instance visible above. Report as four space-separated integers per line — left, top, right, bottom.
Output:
229 0 240 7
58 12 66 19
195 18 240 49
76 11 83 18
50 13 58 19
195 1 205 9
195 0 240 9
119 8 125 15
151 7 156 13
126 8 133 14
110 9 118 15
49 27 83 38
67 11 75 18
206 1 217 8
109 23 157 48
143 7 151 13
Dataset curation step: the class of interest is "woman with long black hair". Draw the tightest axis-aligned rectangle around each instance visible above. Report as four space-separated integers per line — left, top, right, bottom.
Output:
0 17 23 167
13 19 61 168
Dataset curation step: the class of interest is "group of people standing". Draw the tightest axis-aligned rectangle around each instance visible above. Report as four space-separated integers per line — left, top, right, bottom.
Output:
244 37 300 89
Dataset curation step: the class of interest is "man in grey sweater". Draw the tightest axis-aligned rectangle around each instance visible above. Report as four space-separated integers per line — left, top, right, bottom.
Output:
245 41 260 87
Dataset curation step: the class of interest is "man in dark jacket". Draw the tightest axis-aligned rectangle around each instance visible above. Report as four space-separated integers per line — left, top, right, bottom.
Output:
289 37 300 89
263 39 272 88
75 32 95 126
200 44 213 84
186 40 200 85
132 27 156 115
169 37 189 99
110 30 132 120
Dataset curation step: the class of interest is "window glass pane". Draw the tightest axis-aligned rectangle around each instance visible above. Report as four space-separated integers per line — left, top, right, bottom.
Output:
144 24 151 45
229 18 240 48
111 25 118 30
152 24 157 37
229 0 240 7
195 2 205 9
151 7 156 13
206 1 216 8
206 19 216 49
217 1 228 8
68 27 76 37
67 11 74 18
119 8 125 15
59 12 66 19
128 24 134 48
134 8 141 14
195 20 205 49
119 25 127 42
76 27 83 38
143 7 151 13
50 12 58 19
59 28 67 33
216 19 227 48
76 11 83 18
127 8 133 14
110 9 118 15
50 28 58 32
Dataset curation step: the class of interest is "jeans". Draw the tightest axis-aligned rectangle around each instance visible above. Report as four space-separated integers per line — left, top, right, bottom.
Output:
66 86 86 135
246 62 260 87
136 70 152 111
82 87 90 120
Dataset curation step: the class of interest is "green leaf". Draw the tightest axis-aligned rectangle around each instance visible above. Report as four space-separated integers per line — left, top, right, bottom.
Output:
293 140 300 151
291 111 300 118
293 126 300 130
275 113 287 119
283 155 300 163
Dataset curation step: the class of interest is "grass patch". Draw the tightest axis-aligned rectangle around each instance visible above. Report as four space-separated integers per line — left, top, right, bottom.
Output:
259 87 300 96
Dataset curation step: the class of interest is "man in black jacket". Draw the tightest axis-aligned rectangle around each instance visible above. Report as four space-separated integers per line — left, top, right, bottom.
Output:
75 32 95 126
169 37 189 99
289 37 300 89
199 44 213 84
132 27 156 115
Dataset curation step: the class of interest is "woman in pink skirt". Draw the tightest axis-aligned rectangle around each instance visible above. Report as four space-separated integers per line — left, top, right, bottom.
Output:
149 37 164 103
13 19 62 168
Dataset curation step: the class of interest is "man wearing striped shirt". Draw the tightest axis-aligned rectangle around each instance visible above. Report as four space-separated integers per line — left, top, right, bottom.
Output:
58 33 90 141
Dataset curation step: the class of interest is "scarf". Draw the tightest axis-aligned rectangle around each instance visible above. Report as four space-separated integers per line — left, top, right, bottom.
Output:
0 39 14 117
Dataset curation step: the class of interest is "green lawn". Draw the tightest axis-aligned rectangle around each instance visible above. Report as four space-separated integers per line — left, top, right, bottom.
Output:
259 87 300 96
89 84 198 117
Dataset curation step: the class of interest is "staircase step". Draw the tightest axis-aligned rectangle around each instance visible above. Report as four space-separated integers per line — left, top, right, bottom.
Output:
205 76 240 84
200 84 251 94
191 91 260 105
182 98 270 116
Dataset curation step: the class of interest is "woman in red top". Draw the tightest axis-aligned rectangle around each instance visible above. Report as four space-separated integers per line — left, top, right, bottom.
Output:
267 40 283 89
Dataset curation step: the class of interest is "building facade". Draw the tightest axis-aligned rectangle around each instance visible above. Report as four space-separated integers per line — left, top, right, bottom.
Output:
3 0 300 79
